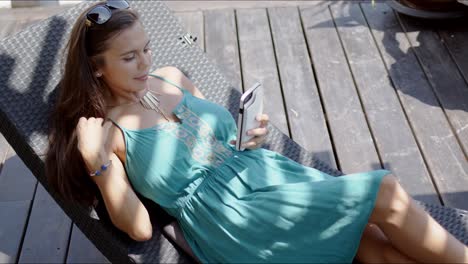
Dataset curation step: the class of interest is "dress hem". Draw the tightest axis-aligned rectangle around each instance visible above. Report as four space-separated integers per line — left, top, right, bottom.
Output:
347 169 392 263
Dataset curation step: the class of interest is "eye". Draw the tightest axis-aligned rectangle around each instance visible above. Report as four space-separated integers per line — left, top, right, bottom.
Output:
144 47 151 53
123 55 135 62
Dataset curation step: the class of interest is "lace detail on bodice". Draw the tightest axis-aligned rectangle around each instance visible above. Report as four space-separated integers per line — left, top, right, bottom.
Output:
172 104 234 167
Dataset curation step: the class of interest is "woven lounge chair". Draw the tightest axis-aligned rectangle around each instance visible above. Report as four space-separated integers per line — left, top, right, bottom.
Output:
0 1 466 263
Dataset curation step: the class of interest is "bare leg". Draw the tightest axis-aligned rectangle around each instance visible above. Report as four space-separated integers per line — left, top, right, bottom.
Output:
369 175 468 263
164 221 201 263
356 223 416 263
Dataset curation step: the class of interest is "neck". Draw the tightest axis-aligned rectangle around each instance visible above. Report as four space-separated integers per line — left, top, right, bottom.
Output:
105 87 149 108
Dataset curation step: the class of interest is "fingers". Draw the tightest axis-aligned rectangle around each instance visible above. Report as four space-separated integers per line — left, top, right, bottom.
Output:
77 117 106 125
233 115 269 150
243 128 268 149
229 114 271 150
92 117 103 125
230 137 264 149
247 127 268 137
256 114 269 128
77 117 87 128
247 114 269 136
76 117 112 134
242 136 265 149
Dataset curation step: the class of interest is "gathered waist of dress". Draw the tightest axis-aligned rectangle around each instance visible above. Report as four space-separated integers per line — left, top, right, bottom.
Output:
173 151 243 215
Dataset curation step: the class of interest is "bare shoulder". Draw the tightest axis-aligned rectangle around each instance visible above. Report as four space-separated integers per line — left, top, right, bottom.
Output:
151 66 205 99
105 109 127 161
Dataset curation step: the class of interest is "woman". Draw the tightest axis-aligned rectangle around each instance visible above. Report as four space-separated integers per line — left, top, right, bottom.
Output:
45 1 468 263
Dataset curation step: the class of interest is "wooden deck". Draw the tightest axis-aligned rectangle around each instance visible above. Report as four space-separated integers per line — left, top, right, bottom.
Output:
1 1 467 263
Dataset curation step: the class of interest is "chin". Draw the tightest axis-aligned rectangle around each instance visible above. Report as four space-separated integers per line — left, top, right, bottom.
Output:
133 79 149 91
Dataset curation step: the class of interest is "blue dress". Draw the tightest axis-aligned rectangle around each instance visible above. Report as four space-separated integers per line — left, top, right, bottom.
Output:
108 74 390 263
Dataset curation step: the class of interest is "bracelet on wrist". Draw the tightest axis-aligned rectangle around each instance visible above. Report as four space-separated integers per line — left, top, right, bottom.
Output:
90 159 112 177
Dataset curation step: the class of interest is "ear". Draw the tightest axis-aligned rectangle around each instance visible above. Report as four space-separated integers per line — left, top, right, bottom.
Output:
90 55 105 78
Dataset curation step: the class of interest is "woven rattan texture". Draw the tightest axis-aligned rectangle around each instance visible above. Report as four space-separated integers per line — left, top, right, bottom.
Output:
0 0 466 263
417 202 468 245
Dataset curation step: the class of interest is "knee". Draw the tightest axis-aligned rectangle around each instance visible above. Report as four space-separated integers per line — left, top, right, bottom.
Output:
370 174 411 225
381 243 399 263
356 224 395 264
381 243 415 263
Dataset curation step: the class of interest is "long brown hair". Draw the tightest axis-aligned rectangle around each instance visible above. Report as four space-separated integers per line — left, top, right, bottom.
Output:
45 2 140 207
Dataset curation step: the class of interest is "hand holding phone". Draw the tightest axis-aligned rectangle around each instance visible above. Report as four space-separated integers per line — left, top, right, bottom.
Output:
236 82 263 151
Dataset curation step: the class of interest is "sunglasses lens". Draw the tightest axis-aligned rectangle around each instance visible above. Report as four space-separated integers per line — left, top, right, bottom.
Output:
106 0 129 10
87 6 111 24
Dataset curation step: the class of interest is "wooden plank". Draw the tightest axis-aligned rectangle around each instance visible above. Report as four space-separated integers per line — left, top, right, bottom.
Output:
0 148 38 262
360 2 468 209
0 148 37 202
300 4 380 174
0 18 37 42
439 25 468 87
0 5 68 21
0 200 31 263
268 6 335 168
328 3 439 204
174 11 205 51
8 19 34 36
0 20 15 40
165 1 328 12
397 17 468 157
236 8 290 137
204 9 243 92
66 224 110 264
18 184 71 263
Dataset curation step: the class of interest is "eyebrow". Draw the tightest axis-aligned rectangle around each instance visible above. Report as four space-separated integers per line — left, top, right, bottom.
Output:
119 40 151 56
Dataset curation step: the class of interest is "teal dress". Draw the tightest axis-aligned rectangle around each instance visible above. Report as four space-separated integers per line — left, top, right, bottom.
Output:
108 74 390 263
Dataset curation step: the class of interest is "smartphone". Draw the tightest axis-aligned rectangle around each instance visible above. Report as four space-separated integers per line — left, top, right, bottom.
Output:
236 82 263 151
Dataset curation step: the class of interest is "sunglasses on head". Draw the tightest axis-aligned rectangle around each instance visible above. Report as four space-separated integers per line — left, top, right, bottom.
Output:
86 0 130 25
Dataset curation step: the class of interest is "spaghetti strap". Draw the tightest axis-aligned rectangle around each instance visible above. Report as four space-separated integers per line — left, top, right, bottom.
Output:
105 117 125 131
149 73 188 94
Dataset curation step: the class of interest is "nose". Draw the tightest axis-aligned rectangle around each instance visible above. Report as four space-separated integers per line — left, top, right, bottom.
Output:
139 51 152 69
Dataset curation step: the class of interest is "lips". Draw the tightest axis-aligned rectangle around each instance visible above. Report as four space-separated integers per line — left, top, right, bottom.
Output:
134 74 148 81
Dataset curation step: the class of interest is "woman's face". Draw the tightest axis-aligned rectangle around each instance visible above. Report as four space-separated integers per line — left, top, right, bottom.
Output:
96 21 153 103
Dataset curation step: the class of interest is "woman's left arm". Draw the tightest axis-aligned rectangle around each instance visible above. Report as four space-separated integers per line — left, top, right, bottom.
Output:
230 114 270 150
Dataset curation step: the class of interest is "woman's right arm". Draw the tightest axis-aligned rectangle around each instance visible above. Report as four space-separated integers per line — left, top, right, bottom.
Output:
76 117 152 241
91 149 153 241
77 117 201 261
